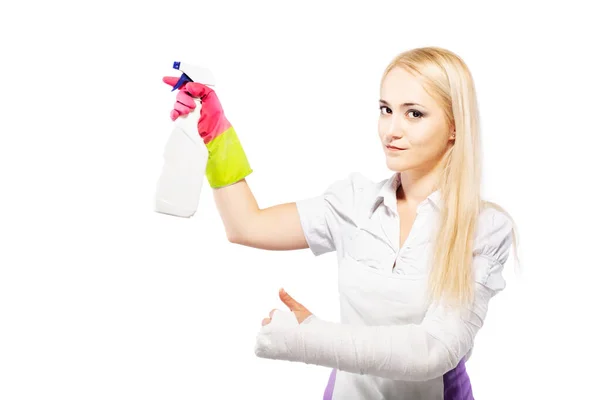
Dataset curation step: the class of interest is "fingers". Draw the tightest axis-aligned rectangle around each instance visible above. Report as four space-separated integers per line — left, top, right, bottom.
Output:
162 76 180 87
279 288 306 312
176 90 197 109
263 308 280 326
163 76 216 123
169 92 196 121
262 308 306 327
169 104 189 121
173 101 192 115
164 78 206 121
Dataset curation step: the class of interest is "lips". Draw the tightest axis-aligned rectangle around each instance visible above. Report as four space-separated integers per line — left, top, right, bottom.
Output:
386 145 407 151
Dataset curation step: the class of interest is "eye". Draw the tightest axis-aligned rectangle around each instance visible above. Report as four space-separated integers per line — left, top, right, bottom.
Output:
407 109 424 119
379 106 391 115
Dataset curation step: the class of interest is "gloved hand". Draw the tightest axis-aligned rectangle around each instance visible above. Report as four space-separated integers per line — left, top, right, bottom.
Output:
163 76 253 188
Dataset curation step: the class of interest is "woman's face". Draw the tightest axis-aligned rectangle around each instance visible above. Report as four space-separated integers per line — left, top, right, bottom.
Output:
378 67 454 173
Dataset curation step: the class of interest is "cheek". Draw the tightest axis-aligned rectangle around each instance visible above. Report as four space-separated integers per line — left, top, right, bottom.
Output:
407 127 435 147
408 129 448 158
377 119 387 140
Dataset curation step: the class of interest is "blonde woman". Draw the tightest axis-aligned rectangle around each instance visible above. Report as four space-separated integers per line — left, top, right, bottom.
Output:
163 46 519 400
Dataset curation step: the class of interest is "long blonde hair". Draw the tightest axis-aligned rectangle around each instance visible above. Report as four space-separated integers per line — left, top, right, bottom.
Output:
381 47 520 308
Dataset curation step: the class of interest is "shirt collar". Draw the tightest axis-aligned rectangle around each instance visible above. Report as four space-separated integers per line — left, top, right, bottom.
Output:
368 172 441 218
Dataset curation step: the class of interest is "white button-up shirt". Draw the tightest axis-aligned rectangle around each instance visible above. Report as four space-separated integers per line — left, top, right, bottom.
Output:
293 171 513 399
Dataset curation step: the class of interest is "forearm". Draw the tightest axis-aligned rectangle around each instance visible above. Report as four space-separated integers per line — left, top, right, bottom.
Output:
212 179 259 241
213 180 308 250
256 316 463 381
255 286 492 381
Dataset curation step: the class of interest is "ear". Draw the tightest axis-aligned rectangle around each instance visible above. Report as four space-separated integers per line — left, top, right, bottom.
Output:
449 124 456 140
447 122 456 141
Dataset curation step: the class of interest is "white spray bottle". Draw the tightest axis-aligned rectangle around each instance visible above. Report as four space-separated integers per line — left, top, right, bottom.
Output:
155 61 216 218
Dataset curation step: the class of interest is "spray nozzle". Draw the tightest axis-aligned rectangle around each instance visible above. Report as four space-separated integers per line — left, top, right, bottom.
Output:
170 61 216 92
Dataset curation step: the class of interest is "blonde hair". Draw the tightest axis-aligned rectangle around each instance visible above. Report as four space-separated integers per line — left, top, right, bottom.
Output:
381 47 520 308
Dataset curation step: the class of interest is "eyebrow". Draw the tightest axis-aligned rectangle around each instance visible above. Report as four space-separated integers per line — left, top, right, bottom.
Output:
379 99 425 108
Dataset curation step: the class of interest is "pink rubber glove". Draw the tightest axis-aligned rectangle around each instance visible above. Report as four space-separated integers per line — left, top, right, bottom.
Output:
162 76 231 145
161 76 252 188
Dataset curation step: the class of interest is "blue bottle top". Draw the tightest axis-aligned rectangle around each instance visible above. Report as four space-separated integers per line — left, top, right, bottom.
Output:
171 61 193 91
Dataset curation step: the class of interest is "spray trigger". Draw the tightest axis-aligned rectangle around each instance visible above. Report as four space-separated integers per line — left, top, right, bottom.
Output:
172 73 193 92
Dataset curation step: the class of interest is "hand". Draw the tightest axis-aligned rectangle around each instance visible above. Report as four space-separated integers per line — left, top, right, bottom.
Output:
162 77 232 145
161 76 253 189
262 288 313 326
254 289 319 363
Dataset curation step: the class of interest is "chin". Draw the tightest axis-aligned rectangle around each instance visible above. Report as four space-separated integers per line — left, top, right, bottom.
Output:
385 158 409 172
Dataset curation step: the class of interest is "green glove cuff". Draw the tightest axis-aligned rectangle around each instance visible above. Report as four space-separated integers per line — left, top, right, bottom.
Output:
205 126 253 188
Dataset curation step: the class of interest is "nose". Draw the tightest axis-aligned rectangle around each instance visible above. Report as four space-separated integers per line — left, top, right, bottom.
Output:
382 115 403 143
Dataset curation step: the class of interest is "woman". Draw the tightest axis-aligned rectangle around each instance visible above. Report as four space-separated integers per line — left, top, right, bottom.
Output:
163 46 519 400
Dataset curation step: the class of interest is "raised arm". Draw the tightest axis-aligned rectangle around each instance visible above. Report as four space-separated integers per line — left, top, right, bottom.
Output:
213 180 308 250
163 77 314 251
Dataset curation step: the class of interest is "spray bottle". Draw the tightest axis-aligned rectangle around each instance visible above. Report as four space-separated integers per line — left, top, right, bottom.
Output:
155 61 216 218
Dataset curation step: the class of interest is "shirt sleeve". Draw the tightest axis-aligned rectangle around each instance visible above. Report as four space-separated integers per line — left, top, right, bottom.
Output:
295 173 360 256
255 207 514 381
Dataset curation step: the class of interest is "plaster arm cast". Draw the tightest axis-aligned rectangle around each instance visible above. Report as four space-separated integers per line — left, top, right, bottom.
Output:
255 280 496 382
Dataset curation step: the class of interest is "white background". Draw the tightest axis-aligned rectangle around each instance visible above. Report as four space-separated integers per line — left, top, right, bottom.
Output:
1 1 599 399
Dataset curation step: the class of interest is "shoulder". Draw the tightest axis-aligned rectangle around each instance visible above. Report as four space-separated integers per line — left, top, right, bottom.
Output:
321 171 386 203
474 204 515 256
475 205 514 241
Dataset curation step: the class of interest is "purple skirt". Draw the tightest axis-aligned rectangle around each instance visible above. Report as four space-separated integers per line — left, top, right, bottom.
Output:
323 357 474 399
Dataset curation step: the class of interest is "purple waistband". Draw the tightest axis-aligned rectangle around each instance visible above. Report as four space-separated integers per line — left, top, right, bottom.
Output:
322 357 473 399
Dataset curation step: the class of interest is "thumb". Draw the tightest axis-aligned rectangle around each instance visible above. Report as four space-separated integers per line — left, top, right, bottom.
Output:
183 82 213 98
279 288 306 312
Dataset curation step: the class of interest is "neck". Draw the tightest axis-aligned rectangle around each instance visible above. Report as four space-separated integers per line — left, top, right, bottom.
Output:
397 162 444 207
